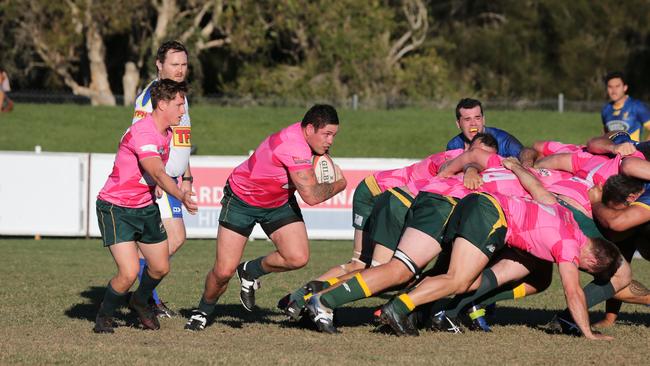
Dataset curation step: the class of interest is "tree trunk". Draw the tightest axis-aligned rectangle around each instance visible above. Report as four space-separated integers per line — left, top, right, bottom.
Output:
122 62 140 106
85 10 115 106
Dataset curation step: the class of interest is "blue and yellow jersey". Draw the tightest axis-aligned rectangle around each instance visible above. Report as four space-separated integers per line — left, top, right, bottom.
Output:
601 97 650 142
133 79 192 177
446 126 523 158
632 182 650 212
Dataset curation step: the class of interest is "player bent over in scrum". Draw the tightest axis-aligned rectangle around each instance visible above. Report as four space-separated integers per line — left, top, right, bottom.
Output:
379 158 629 339
185 105 346 331
94 80 198 333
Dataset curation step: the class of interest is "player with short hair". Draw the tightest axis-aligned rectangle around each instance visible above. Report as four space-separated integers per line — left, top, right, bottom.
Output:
184 104 347 331
132 40 192 317
93 79 198 333
447 98 537 165
601 71 650 142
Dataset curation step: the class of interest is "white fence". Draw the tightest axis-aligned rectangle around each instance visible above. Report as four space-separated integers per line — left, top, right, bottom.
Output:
0 151 415 240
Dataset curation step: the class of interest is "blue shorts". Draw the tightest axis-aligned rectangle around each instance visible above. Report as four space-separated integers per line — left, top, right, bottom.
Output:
158 177 183 219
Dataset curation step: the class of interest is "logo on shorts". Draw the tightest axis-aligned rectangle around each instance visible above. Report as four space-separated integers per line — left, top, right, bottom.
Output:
159 222 166 233
486 244 495 253
173 207 182 213
354 214 364 227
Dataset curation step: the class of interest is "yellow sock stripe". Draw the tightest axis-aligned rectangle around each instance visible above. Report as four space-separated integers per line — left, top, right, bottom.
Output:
468 308 486 320
398 293 416 311
354 273 372 297
477 193 508 236
387 188 413 208
326 278 340 286
513 283 527 299
364 175 382 196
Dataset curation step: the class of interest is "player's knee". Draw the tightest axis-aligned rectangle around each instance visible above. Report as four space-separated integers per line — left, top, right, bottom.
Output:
147 263 170 279
212 266 236 283
117 270 139 288
285 252 309 269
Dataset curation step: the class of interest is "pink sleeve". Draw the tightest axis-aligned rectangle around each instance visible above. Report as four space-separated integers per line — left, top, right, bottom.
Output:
274 142 312 172
550 240 581 265
131 128 162 161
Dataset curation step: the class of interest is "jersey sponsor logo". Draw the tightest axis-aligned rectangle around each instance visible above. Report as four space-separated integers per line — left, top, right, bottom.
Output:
172 126 191 147
133 110 147 120
536 168 551 177
606 120 630 132
293 156 311 165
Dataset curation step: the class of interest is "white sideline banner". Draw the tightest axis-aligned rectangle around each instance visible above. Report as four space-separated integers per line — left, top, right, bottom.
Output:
1 151 416 240
90 155 416 240
0 151 88 236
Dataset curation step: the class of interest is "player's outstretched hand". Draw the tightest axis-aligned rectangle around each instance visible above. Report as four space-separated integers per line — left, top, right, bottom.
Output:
613 142 637 156
588 185 603 204
182 191 198 214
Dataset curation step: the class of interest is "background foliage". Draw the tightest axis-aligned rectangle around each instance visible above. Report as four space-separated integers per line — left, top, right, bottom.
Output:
1 0 649 105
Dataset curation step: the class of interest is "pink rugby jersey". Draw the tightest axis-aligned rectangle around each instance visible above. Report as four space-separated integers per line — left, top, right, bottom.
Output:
545 176 593 215
571 150 645 185
228 122 313 208
98 115 171 208
418 174 473 199
492 193 587 265
540 141 585 156
373 149 464 194
479 166 572 198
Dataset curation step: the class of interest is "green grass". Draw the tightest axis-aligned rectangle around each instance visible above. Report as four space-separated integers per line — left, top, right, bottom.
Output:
1 238 649 365
0 104 603 158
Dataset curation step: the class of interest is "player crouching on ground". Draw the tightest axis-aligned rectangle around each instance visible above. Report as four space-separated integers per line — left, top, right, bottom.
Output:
185 104 346 331
93 79 198 333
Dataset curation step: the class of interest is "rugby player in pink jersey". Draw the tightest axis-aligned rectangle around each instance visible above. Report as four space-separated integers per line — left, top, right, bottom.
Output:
184 105 346 331
93 80 198 333
378 158 630 339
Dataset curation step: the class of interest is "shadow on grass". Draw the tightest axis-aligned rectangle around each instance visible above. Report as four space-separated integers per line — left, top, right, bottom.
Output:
178 304 282 330
489 306 650 330
64 286 139 328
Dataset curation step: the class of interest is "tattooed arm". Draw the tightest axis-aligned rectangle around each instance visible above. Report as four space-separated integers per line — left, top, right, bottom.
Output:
290 166 347 206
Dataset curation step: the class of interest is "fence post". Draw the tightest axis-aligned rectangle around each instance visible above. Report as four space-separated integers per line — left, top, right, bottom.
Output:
352 94 358 110
558 93 564 113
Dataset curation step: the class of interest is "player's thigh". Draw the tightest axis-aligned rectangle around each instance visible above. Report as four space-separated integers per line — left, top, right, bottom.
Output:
214 224 249 275
138 240 171 276
108 241 140 279
162 217 186 255
447 237 491 288
396 227 443 269
269 221 309 261
489 257 532 285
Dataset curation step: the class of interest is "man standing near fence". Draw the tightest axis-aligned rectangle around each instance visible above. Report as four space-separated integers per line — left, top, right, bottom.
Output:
132 41 193 317
601 71 650 142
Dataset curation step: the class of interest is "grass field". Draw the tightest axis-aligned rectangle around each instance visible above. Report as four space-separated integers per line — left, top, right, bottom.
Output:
0 104 603 158
1 104 649 364
1 238 650 365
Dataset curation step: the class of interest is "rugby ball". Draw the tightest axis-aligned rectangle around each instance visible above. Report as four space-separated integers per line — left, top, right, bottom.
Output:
313 154 337 183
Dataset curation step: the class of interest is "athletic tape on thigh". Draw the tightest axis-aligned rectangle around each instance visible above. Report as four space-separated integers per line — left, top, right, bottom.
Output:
393 249 421 278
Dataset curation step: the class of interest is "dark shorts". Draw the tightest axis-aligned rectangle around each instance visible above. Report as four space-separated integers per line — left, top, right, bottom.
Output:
96 199 167 247
219 184 304 237
443 193 507 258
405 192 457 243
366 187 414 251
352 175 383 230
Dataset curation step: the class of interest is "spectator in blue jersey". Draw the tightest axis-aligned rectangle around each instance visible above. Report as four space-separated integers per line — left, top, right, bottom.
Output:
587 176 650 328
601 71 650 142
446 98 536 166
